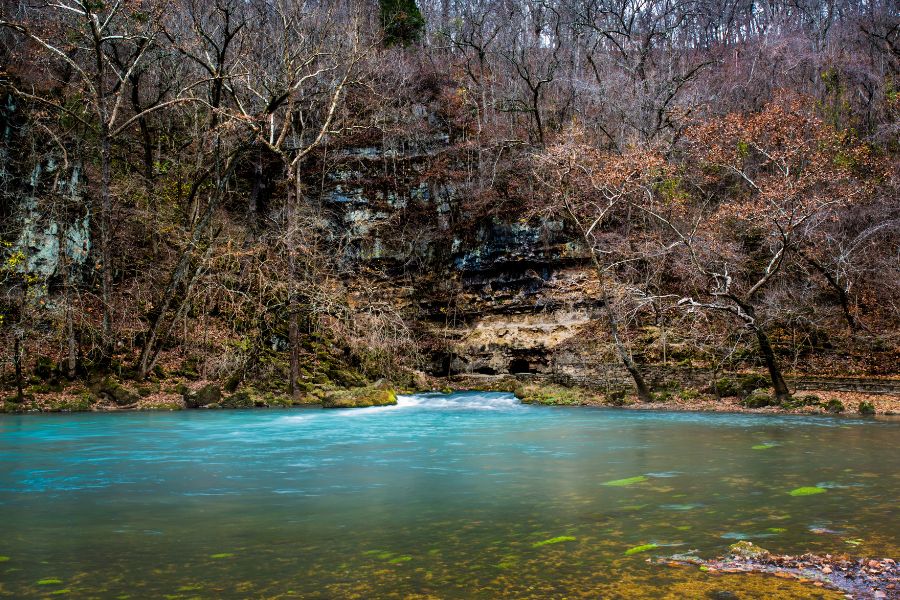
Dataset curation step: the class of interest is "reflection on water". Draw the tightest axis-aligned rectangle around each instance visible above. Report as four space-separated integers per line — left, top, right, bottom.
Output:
0 392 896 598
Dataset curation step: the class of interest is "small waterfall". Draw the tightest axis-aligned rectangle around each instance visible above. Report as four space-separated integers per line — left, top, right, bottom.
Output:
395 391 521 411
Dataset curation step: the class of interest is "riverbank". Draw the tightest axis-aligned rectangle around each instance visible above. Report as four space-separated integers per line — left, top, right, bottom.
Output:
2 371 898 415
660 542 899 599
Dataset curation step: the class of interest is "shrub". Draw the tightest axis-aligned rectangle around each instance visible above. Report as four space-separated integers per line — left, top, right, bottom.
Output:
824 399 845 413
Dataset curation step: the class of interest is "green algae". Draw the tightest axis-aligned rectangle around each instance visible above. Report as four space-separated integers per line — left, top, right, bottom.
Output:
50 589 71 596
388 555 412 564
37 578 63 585
532 536 577 548
624 544 658 556
603 476 648 487
209 553 234 559
766 527 787 533
752 442 778 450
788 486 826 496
0 556 9 562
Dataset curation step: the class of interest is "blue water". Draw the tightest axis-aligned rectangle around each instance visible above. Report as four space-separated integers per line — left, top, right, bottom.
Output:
0 392 897 598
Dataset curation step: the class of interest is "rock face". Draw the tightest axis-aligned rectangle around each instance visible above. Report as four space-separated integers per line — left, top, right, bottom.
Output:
318 145 619 382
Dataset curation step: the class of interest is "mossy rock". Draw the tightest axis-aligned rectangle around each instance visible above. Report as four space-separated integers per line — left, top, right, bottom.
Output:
782 394 822 410
741 388 774 408
514 383 598 406
857 400 875 415
220 390 256 409
142 398 184 410
1 400 25 413
96 377 140 407
728 541 769 560
326 367 367 388
708 378 741 397
47 393 95 412
183 384 222 409
223 372 242 393
737 374 770 393
322 387 397 408
823 398 845 413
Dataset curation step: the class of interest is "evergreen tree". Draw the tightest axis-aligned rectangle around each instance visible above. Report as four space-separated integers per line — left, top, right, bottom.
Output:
379 0 425 47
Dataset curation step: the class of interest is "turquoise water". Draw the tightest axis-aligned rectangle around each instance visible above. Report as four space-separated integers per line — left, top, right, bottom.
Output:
0 392 897 599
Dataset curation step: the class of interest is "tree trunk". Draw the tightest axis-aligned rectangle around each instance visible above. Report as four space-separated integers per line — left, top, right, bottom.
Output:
733 298 791 402
136 195 220 379
800 252 860 332
753 324 791 402
13 332 24 403
100 128 113 360
589 252 653 402
285 163 301 398
603 293 654 402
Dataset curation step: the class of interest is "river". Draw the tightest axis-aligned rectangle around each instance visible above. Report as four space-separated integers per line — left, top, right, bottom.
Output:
0 392 897 598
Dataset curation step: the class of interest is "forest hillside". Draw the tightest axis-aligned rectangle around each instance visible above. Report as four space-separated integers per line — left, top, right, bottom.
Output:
1 0 898 412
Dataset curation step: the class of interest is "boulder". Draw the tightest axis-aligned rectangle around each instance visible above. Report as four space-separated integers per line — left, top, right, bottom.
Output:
183 384 222 408
97 377 140 406
322 387 397 408
741 388 774 408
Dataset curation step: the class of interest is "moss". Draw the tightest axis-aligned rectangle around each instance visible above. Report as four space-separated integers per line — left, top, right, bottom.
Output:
219 390 256 409
788 486 826 496
782 394 822 410
624 543 658 556
223 372 242 393
741 389 774 408
322 386 397 408
824 398 845 413
708 377 739 397
728 541 769 559
514 383 600 406
46 393 95 412
388 555 412 564
96 377 140 406
678 388 700 401
136 383 159 398
532 536 576 548
183 384 221 408
34 356 56 380
652 391 672 403
142 399 184 411
857 401 875 415
176 355 202 380
602 476 648 487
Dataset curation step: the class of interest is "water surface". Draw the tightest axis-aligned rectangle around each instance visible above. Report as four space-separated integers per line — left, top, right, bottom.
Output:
1 392 897 598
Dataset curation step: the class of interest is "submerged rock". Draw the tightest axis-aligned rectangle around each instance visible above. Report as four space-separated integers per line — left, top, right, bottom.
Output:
661 547 899 599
